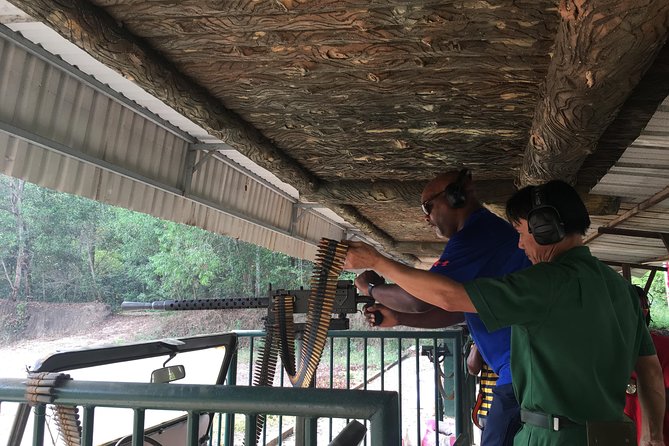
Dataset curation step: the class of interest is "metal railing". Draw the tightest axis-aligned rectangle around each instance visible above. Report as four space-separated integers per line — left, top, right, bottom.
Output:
0 328 472 446
0 378 400 446
217 328 471 446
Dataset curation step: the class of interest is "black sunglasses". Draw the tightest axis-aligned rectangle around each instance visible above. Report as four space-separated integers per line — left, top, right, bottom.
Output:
421 188 448 216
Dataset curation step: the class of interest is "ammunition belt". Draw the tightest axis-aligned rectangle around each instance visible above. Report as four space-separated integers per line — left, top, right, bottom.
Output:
250 238 348 445
25 372 82 446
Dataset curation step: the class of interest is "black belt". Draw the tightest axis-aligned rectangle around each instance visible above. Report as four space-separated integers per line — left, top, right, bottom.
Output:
520 409 581 432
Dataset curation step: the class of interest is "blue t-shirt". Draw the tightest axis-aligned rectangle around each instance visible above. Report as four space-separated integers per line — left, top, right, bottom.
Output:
430 207 530 385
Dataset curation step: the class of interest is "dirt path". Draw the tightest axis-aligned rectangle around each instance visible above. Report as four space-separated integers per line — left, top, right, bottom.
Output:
0 311 158 445
1 313 159 377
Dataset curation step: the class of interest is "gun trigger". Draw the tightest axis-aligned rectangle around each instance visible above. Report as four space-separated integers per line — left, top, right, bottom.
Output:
363 303 383 326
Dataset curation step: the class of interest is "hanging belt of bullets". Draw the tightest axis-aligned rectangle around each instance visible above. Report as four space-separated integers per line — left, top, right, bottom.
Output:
250 238 347 444
25 372 82 446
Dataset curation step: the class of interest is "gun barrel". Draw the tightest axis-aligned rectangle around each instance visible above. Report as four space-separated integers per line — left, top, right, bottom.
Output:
121 297 270 312
121 282 365 314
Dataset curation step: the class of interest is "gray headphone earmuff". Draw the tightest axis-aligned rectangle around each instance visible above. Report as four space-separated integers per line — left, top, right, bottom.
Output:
527 186 565 245
445 168 470 209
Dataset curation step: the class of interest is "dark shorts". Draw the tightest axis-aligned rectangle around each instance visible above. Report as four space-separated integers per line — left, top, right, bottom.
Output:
480 383 521 446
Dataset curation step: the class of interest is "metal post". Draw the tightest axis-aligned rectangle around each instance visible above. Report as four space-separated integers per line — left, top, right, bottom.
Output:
369 392 400 446
82 406 95 446
187 411 200 446
132 409 145 446
303 417 319 446
31 404 46 446
245 414 258 446
453 330 464 438
294 336 312 446
7 402 31 446
224 350 238 446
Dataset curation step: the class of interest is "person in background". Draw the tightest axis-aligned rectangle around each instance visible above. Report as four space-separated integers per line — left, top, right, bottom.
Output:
625 285 669 445
358 169 530 446
344 179 665 446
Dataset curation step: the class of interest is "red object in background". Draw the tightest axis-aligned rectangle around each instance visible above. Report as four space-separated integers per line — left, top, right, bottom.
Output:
624 331 669 445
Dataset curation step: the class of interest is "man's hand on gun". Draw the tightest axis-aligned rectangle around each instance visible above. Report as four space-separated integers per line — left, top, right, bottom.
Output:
363 303 398 328
354 270 385 294
352 269 387 327
342 240 382 270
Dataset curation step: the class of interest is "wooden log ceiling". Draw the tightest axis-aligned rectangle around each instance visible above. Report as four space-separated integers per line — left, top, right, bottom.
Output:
5 0 668 263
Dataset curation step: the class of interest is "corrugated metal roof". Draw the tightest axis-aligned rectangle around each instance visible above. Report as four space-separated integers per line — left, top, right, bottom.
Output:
587 96 669 268
592 99 669 202
4 20 304 200
0 22 359 261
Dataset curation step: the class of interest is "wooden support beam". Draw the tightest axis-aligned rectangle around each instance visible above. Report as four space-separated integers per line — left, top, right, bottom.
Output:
327 203 419 265
661 234 669 253
519 0 669 187
597 227 669 240
584 185 669 244
304 179 517 207
645 269 657 294
392 242 445 258
603 261 668 273
306 179 619 215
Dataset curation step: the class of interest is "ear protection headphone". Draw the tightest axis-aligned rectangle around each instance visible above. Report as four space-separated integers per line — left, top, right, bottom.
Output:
445 168 471 208
527 186 565 245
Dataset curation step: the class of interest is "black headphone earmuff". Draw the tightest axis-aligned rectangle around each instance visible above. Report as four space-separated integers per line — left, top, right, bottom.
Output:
527 186 565 245
445 168 470 209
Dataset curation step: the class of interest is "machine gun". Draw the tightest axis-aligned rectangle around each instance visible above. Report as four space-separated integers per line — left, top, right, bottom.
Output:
123 238 375 446
121 279 374 331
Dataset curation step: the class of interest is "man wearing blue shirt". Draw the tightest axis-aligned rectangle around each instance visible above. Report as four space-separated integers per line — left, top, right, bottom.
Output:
355 169 530 446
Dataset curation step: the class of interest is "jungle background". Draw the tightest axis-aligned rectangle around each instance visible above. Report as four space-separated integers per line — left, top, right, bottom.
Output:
0 173 667 344
0 173 325 343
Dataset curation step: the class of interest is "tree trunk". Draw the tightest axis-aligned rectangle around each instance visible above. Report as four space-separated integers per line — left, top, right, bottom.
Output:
8 179 26 301
21 249 32 299
85 238 102 301
255 247 261 297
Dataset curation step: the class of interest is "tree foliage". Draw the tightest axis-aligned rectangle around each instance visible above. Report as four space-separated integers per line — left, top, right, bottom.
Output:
0 174 313 309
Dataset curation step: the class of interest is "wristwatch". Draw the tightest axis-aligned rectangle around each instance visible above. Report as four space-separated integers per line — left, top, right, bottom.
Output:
367 283 376 298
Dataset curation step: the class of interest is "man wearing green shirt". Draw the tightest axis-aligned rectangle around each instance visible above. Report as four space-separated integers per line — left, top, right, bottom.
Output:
343 179 665 446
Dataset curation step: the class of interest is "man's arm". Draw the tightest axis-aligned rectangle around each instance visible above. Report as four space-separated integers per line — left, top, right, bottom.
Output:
364 304 465 328
344 241 476 313
355 270 434 313
466 344 483 376
635 354 665 446
372 283 433 312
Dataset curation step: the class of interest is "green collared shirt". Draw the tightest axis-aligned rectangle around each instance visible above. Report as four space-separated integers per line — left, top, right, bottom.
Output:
465 246 654 424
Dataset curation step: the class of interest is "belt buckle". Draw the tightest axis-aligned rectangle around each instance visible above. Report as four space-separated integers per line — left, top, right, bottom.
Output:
550 415 560 431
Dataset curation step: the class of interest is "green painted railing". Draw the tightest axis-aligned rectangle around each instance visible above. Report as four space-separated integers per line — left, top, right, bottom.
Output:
0 379 399 446
221 328 472 446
